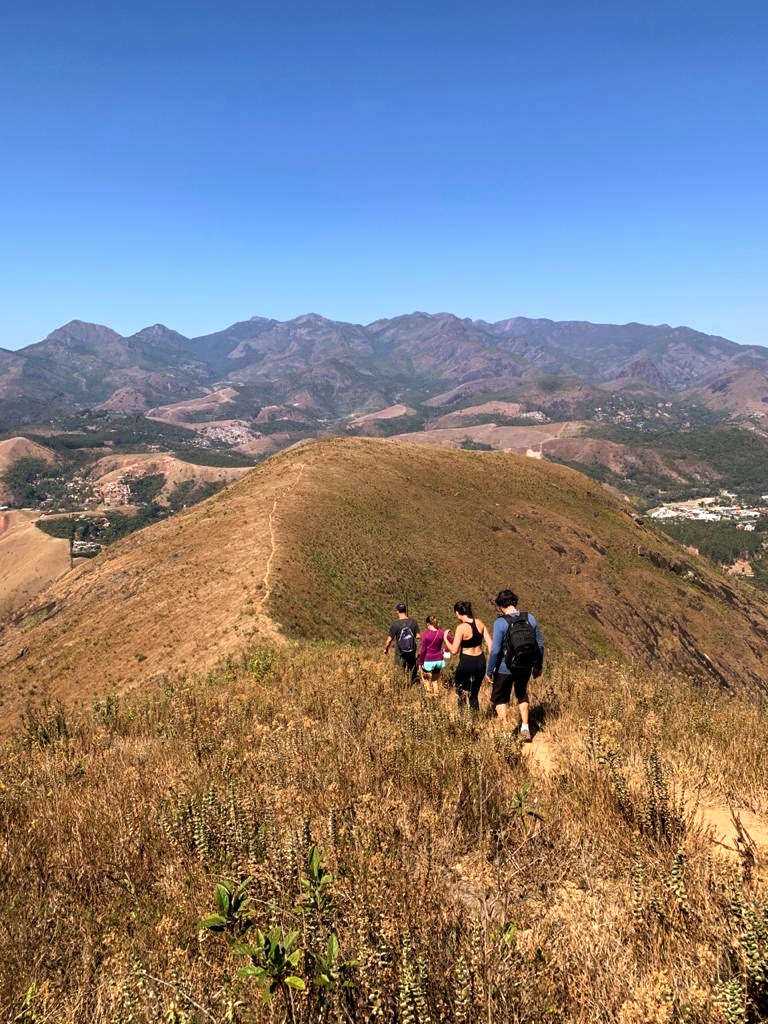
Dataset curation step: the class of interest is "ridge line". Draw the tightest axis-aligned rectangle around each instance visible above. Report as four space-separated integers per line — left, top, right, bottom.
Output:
259 461 307 615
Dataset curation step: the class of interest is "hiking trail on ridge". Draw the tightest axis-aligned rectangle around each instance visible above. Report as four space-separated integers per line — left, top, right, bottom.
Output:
523 723 768 868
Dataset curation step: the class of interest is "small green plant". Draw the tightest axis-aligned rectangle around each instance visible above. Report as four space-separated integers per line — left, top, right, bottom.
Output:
309 932 358 1007
641 747 687 845
199 878 255 938
509 783 545 835
714 978 746 1024
12 984 39 1024
669 848 690 916
246 646 275 681
234 926 305 1000
297 844 335 920
398 933 432 1024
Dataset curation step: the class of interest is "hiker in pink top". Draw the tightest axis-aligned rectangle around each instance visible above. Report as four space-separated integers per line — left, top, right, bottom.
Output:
418 615 448 693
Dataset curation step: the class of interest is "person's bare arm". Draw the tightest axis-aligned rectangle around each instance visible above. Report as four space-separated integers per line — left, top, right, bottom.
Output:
384 634 393 654
445 624 467 655
479 619 492 649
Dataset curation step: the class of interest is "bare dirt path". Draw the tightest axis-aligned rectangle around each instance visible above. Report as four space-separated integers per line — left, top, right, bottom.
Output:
254 462 307 641
522 730 558 777
697 802 768 861
522 722 768 865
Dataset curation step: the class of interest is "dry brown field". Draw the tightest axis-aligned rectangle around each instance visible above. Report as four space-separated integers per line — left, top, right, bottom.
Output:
0 509 71 619
391 420 583 451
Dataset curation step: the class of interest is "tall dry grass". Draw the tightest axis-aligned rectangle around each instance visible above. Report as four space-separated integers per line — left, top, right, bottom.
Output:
1 646 766 1023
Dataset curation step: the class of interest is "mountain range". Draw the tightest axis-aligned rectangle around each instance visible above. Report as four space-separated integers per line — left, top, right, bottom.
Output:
2 312 768 428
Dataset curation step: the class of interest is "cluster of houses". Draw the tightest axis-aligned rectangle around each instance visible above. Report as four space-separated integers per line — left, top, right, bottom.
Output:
72 539 102 557
649 494 768 531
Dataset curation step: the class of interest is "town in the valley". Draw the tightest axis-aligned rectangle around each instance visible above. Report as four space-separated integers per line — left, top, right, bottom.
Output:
649 493 768 529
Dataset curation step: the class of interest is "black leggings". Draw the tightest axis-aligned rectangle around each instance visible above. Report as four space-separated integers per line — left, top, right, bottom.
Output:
455 653 486 712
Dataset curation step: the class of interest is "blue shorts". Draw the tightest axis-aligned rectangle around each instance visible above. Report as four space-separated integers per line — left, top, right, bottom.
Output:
422 660 445 672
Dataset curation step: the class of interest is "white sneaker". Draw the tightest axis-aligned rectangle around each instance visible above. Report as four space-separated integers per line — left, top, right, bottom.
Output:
520 725 532 743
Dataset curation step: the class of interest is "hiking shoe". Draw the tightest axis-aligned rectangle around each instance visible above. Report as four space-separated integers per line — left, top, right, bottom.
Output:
520 726 532 743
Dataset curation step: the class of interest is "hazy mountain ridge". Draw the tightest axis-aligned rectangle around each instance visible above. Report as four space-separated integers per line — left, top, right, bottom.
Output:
2 313 766 428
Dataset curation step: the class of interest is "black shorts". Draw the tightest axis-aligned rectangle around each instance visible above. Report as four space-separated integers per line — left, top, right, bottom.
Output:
491 667 531 705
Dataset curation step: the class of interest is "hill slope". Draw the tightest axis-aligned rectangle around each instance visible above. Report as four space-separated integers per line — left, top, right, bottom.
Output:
0 510 71 619
87 451 250 504
0 436 57 503
2 645 767 1022
1 437 767 725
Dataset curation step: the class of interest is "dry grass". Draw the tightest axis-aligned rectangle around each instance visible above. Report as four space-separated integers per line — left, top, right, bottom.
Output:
0 510 71 619
2 646 767 1023
391 419 581 451
3 438 768 731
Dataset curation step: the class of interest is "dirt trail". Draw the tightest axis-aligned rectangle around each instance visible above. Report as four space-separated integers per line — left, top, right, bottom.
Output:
528 421 574 459
523 723 768 864
254 462 307 641
697 803 768 860
522 730 557 777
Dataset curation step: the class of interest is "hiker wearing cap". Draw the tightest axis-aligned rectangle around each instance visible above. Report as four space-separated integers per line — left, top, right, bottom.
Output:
384 603 420 683
485 588 544 740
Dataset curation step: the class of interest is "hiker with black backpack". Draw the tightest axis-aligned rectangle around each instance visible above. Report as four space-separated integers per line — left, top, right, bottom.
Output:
485 589 544 741
384 602 420 683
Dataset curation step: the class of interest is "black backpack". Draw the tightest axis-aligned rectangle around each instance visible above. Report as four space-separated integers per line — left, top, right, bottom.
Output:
397 622 416 654
502 613 540 671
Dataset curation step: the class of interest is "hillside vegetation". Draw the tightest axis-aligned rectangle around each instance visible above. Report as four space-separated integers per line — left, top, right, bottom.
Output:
3 438 768 1022
1 646 767 1023
267 440 768 691
2 438 768 730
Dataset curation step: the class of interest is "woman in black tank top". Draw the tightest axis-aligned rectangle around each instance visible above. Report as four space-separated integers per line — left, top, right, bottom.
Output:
445 601 491 712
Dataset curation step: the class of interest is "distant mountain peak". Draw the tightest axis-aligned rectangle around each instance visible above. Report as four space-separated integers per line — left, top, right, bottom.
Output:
45 320 124 343
129 324 189 345
292 313 333 325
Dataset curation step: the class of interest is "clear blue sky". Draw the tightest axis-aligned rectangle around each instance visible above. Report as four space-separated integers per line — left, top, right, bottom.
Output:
1 1 766 349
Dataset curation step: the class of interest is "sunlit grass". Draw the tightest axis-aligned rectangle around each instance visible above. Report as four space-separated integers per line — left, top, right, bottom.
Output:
1 646 766 1022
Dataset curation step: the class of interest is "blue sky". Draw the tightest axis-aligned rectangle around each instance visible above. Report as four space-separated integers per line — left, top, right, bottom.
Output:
0 1 766 348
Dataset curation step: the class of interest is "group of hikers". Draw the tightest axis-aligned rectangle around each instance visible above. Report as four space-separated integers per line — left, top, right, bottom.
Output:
383 589 544 741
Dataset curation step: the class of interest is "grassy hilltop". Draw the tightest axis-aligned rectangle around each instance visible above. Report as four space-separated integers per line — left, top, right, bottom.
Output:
2 437 767 729
1 438 768 1022
267 440 768 690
